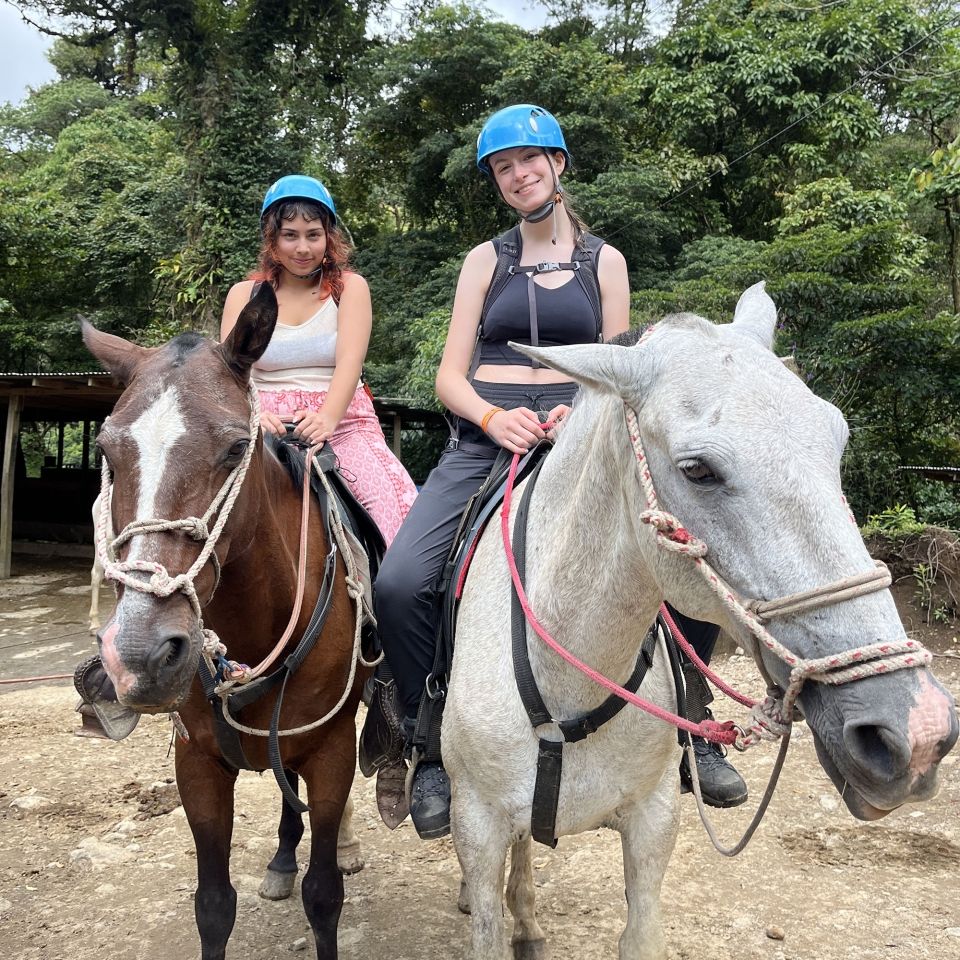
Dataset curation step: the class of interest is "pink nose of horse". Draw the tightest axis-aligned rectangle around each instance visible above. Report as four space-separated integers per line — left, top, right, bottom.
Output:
843 680 958 786
99 615 197 707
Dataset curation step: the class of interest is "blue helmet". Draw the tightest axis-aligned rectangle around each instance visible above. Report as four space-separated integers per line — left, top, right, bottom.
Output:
260 175 337 224
476 104 569 174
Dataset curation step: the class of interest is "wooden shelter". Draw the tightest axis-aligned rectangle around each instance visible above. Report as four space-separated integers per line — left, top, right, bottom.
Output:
0 372 444 579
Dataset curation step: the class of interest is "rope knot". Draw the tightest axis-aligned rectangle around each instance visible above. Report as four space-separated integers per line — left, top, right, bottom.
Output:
699 718 738 746
639 510 708 556
148 569 175 593
735 695 792 750
184 517 209 541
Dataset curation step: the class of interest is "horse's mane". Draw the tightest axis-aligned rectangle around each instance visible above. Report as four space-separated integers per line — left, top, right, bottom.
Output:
606 313 718 348
263 433 311 491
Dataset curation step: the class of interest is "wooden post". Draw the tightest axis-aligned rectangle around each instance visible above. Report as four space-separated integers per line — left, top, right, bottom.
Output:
0 396 23 579
392 413 402 459
57 421 65 467
81 420 91 470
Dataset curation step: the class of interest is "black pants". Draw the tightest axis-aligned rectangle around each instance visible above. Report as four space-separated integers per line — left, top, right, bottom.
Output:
665 605 719 663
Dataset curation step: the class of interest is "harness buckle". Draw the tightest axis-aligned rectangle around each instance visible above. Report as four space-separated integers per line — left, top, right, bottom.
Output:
425 673 445 701
535 261 561 273
444 437 459 452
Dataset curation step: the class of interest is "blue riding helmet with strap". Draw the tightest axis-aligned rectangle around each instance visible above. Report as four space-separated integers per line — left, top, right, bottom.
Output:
476 105 570 174
261 175 337 225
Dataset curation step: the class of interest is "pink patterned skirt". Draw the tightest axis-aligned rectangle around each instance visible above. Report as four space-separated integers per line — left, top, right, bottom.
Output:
258 385 417 546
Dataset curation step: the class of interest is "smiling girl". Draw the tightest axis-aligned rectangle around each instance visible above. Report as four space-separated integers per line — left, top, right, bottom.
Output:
220 175 416 544
370 105 630 838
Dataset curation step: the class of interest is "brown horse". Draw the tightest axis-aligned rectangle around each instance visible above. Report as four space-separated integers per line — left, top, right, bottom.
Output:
82 283 367 960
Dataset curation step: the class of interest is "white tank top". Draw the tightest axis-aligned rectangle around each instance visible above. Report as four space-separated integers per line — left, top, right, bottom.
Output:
252 296 343 393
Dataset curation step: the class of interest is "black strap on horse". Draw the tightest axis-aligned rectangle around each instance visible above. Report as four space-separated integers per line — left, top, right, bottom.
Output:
510 458 661 848
410 441 551 764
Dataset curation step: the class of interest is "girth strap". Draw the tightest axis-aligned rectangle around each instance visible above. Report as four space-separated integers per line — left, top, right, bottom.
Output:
510 459 660 846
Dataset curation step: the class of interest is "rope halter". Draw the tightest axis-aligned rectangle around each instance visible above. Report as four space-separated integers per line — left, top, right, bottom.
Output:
623 403 931 749
94 383 262 647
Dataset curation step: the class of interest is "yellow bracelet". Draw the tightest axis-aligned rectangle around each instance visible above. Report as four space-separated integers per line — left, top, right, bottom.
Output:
480 406 505 433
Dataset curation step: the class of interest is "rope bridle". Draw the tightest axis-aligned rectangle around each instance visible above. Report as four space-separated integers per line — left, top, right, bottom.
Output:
95 383 262 650
624 402 930 747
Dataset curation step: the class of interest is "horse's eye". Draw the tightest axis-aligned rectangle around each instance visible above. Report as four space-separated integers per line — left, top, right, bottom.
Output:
228 439 249 459
679 459 719 485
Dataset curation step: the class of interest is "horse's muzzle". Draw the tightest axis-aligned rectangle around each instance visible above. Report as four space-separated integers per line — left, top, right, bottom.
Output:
806 668 958 820
97 603 202 712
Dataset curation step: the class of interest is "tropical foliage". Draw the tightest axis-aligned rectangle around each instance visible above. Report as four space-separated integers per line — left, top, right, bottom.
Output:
1 0 958 520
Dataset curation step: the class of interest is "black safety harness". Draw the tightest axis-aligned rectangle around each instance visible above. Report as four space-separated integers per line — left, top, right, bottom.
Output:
447 224 605 454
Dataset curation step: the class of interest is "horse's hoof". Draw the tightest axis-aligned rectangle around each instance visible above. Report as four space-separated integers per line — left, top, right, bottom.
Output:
337 841 365 875
457 879 471 915
258 867 297 900
512 938 547 960
88 623 98 635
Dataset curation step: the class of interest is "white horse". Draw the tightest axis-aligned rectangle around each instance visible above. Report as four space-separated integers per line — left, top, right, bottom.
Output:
444 283 958 960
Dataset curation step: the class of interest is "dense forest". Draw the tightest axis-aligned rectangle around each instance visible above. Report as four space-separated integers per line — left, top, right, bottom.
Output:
1 0 958 525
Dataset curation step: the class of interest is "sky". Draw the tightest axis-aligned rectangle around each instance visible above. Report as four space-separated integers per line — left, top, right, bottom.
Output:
0 2 550 107
1 5 57 106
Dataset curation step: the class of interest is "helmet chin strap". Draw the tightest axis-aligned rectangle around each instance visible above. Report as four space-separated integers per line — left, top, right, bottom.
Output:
518 166 562 244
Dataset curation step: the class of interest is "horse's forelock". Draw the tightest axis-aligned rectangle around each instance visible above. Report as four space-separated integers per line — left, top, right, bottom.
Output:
164 332 208 367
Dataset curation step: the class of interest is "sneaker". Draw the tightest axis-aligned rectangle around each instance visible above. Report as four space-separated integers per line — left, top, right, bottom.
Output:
679 736 748 808
409 761 451 839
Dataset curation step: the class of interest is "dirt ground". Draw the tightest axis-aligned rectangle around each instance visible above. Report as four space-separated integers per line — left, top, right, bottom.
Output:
1 557 958 960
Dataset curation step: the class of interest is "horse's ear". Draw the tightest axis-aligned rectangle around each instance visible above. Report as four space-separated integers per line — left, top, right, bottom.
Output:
731 281 777 349
219 282 278 380
509 341 641 396
81 319 150 386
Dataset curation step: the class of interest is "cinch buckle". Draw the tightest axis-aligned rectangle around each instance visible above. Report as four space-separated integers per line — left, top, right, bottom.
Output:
536 261 561 273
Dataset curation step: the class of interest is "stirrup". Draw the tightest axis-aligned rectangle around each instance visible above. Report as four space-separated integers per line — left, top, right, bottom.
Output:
73 654 141 742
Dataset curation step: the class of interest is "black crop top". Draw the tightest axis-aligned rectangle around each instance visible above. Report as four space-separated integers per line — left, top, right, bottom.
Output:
477 270 598 367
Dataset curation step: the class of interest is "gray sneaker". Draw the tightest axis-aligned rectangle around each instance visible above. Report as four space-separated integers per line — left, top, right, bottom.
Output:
409 761 451 839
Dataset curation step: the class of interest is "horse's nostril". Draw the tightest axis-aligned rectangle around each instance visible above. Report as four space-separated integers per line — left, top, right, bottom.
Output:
146 634 190 678
843 722 911 781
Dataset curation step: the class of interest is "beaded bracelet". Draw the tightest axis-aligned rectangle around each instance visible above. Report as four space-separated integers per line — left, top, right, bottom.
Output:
480 406 505 433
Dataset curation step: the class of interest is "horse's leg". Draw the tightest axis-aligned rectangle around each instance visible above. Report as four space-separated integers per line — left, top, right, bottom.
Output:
336 792 364 875
299 732 355 959
177 746 239 960
617 780 680 960
506 836 546 959
453 787 511 960
260 770 305 901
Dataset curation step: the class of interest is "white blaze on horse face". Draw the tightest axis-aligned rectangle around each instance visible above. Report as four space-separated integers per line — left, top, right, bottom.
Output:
127 386 187 560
